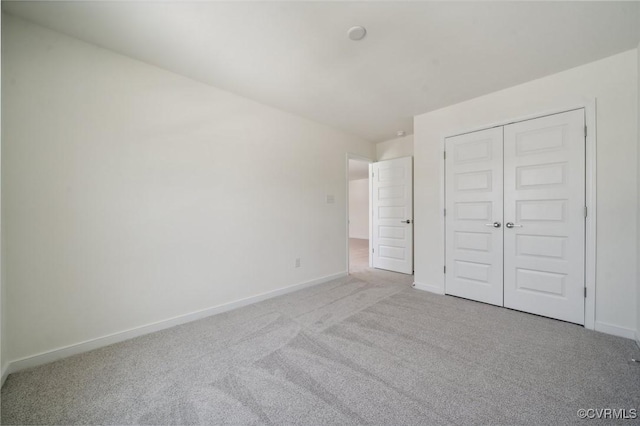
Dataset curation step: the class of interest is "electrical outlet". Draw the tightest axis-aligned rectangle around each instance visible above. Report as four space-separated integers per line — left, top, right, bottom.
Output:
326 194 335 204
295 258 301 268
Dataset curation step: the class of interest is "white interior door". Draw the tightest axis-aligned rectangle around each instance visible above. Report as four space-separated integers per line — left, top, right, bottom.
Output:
445 128 504 306
503 109 586 324
372 157 413 274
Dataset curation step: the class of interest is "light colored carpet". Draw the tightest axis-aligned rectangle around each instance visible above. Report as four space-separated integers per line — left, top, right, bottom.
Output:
2 245 640 425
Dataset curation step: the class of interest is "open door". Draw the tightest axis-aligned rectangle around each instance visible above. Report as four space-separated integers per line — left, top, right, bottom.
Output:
371 157 413 274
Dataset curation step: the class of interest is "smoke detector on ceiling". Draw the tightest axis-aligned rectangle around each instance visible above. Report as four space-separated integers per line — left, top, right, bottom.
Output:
347 26 367 41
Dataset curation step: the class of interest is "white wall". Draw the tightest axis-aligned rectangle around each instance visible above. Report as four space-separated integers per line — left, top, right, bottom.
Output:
2 15 374 363
414 50 638 338
348 179 369 239
376 135 414 161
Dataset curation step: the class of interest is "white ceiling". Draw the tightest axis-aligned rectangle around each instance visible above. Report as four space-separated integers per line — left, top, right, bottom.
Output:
4 1 639 142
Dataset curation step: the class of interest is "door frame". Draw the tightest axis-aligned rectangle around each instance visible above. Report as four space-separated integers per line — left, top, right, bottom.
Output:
441 100 597 330
346 153 374 272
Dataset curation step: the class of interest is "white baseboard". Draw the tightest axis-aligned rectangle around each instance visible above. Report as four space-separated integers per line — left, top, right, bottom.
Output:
635 331 640 350
1 362 9 387
3 271 348 379
412 281 445 295
594 321 637 340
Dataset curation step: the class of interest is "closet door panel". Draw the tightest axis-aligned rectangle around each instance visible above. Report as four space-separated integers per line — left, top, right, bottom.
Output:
445 128 504 306
503 109 585 324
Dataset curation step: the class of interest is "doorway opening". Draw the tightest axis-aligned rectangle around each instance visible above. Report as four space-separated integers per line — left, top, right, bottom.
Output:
347 155 372 273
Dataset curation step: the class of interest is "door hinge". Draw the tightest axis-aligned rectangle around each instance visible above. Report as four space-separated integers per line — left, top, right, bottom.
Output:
444 151 447 160
372 171 375 177
444 208 446 216
584 125 587 138
584 206 588 218
584 287 587 298
372 248 374 254
444 265 446 274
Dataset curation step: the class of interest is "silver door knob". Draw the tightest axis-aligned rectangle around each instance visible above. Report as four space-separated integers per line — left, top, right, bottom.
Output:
401 219 412 224
485 222 501 228
505 222 523 228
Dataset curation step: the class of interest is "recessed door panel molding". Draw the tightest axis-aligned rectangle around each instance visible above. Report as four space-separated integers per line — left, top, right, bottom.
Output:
455 170 493 192
379 226 405 240
378 166 405 181
378 185 404 200
454 138 493 163
516 199 567 222
515 234 567 260
503 109 585 324
454 231 492 252
445 108 586 325
445 127 504 306
515 125 566 156
516 162 567 189
515 268 566 297
454 202 493 221
455 260 492 284
372 156 413 274
378 206 406 219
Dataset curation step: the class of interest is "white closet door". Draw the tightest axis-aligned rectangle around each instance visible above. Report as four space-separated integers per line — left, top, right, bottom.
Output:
445 128 504 306
503 109 585 324
372 157 413 274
